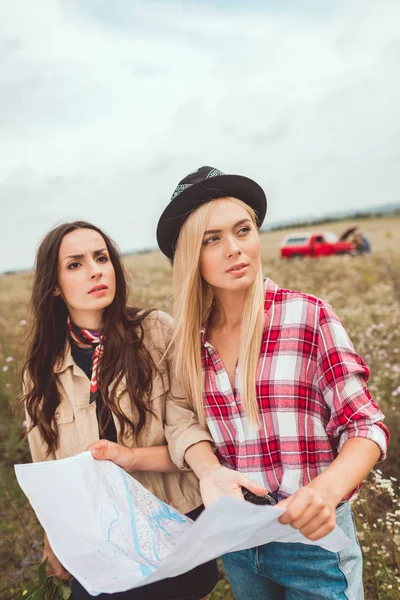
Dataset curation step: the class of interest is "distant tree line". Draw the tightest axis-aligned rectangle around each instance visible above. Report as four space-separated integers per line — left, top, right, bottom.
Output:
264 208 400 233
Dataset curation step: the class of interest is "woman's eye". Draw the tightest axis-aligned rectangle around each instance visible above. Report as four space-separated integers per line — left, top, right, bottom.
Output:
97 255 108 263
67 262 80 270
238 227 251 235
204 236 219 245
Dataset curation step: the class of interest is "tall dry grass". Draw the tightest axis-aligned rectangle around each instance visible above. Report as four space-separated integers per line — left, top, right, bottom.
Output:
1 216 399 599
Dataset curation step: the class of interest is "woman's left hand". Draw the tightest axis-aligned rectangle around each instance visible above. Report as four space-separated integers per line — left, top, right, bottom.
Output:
277 485 336 541
87 440 136 472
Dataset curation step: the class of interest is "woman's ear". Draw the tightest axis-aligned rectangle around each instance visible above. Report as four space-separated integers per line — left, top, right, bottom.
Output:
54 285 62 297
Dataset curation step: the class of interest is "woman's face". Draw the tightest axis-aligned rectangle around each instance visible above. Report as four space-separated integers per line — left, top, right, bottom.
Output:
55 228 116 324
199 199 261 292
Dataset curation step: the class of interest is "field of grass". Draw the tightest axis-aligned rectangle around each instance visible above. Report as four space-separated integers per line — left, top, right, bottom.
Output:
1 216 399 599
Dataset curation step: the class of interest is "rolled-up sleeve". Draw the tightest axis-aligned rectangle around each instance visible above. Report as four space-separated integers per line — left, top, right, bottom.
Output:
316 301 389 461
165 379 214 470
157 313 214 469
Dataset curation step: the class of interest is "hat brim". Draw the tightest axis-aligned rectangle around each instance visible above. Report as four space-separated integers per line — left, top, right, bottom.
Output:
157 174 267 260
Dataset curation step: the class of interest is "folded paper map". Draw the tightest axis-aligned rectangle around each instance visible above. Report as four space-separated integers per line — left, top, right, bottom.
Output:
15 451 351 595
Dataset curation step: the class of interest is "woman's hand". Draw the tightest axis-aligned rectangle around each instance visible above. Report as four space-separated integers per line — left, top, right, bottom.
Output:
87 440 136 472
184 441 268 506
43 533 71 581
199 465 268 507
88 440 181 473
277 485 336 541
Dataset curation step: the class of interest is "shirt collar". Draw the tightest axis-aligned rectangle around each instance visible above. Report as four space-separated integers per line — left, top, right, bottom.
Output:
200 322 213 349
264 276 279 296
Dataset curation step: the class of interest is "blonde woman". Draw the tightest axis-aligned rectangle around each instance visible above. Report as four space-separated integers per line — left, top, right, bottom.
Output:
154 166 390 600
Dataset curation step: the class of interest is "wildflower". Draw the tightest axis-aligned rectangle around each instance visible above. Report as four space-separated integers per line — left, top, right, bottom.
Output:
5 356 14 363
20 319 27 326
2 365 8 372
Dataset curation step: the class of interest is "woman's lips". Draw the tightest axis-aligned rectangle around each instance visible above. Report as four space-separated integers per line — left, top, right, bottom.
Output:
227 263 249 276
89 285 108 295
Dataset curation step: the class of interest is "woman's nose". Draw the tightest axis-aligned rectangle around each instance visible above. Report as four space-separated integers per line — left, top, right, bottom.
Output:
226 239 242 258
90 262 102 278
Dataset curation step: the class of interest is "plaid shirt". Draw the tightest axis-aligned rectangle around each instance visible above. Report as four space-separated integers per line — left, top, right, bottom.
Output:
201 278 389 499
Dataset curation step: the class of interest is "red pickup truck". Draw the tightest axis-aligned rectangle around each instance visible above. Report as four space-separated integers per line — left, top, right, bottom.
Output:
280 231 355 259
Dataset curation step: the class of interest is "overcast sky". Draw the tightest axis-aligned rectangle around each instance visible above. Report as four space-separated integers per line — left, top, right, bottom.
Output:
0 0 399 272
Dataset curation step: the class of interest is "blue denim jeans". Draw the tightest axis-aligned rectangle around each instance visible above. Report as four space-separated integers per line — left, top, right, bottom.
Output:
222 502 363 599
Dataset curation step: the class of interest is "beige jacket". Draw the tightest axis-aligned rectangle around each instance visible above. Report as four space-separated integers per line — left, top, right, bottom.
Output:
26 311 213 514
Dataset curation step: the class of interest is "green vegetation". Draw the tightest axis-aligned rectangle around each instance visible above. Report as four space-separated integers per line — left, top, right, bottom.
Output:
1 217 399 599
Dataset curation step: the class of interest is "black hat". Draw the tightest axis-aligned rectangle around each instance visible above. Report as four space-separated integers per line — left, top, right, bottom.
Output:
156 166 267 260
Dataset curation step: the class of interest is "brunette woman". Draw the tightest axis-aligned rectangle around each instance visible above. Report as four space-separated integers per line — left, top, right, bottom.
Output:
22 220 222 600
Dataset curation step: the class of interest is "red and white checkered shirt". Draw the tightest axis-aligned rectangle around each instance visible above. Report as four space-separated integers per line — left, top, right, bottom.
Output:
201 278 389 499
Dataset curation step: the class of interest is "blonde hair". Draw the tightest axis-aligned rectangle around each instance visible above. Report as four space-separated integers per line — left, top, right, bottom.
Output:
172 197 264 428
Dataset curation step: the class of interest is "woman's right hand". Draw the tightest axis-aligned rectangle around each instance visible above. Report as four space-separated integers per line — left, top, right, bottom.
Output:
87 440 136 472
43 533 71 581
199 465 268 508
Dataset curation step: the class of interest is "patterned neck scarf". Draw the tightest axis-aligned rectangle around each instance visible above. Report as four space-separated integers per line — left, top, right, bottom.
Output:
67 318 104 404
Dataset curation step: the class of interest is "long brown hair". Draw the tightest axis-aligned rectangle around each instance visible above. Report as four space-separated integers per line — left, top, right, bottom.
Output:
22 221 157 455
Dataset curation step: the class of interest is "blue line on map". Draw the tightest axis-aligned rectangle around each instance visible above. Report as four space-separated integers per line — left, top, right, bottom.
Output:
120 470 156 577
149 502 186 537
106 486 120 542
148 500 187 558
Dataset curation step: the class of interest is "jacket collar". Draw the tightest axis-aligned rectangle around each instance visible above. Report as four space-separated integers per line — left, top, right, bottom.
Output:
54 340 79 374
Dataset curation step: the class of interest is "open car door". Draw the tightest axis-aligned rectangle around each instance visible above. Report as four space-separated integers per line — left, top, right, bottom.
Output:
339 226 358 241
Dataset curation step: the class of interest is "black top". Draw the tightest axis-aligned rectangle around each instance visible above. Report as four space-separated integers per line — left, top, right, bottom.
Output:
71 343 117 443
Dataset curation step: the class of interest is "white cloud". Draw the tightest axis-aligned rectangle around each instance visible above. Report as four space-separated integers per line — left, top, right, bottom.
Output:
0 0 399 271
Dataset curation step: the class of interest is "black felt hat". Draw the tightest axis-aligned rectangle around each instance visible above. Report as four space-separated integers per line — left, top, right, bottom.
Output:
156 166 267 260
